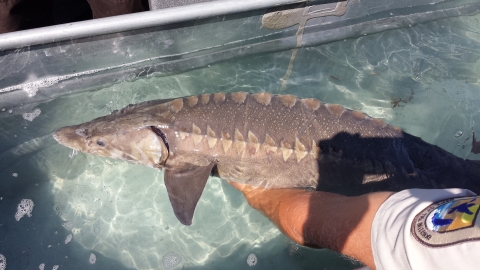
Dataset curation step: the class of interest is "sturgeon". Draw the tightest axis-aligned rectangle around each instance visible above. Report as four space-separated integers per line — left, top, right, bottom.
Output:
53 92 480 225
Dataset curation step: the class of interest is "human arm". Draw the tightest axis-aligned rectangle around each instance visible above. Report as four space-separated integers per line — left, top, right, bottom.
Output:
228 181 394 270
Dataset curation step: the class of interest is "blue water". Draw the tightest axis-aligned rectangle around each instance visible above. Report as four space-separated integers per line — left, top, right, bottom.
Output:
1 12 480 270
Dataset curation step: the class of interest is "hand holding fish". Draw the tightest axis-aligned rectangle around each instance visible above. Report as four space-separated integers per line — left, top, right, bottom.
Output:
229 180 393 270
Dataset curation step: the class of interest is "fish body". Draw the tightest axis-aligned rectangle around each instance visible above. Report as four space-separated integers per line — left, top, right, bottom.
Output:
54 92 480 225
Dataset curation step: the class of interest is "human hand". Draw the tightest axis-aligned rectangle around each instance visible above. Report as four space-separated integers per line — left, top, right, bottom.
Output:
227 180 311 245
228 180 391 270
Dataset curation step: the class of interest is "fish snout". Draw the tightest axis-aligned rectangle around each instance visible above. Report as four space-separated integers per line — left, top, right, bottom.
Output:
53 126 83 149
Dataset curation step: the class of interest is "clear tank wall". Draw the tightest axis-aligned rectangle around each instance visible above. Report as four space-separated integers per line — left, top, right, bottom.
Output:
1 0 480 269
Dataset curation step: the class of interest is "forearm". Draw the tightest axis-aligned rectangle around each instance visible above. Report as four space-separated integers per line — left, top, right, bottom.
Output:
232 182 393 269
298 191 393 269
247 189 340 246
251 189 362 249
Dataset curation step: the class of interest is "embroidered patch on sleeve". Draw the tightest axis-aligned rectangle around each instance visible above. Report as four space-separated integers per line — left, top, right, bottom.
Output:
411 196 480 247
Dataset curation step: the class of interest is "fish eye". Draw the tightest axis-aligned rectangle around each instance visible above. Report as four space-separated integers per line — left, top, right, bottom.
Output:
96 140 105 147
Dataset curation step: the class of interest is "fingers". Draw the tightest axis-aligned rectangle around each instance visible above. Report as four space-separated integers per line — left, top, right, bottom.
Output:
227 180 247 190
226 181 270 204
227 181 259 194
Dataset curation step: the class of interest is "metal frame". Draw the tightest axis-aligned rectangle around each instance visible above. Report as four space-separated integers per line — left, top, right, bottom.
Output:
0 0 307 51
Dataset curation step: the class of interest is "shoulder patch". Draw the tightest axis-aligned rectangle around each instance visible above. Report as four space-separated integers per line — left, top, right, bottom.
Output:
411 196 480 247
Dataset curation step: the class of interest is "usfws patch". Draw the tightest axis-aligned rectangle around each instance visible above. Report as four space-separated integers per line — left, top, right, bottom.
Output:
411 196 480 247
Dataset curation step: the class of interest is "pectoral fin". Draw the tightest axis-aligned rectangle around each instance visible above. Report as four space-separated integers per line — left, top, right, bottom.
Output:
164 162 215 225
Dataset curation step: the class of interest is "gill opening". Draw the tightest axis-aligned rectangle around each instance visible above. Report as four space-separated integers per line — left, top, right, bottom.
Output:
150 126 170 152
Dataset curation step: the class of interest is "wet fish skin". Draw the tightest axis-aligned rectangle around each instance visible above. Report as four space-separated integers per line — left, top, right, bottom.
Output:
53 92 480 225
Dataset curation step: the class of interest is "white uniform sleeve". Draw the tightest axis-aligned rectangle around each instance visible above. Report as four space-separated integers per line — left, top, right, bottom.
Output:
371 188 479 270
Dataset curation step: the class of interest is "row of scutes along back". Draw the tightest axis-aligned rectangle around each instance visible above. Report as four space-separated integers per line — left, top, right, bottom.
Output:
166 91 397 131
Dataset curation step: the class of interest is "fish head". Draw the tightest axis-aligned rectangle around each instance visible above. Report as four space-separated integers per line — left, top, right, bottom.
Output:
53 113 170 169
